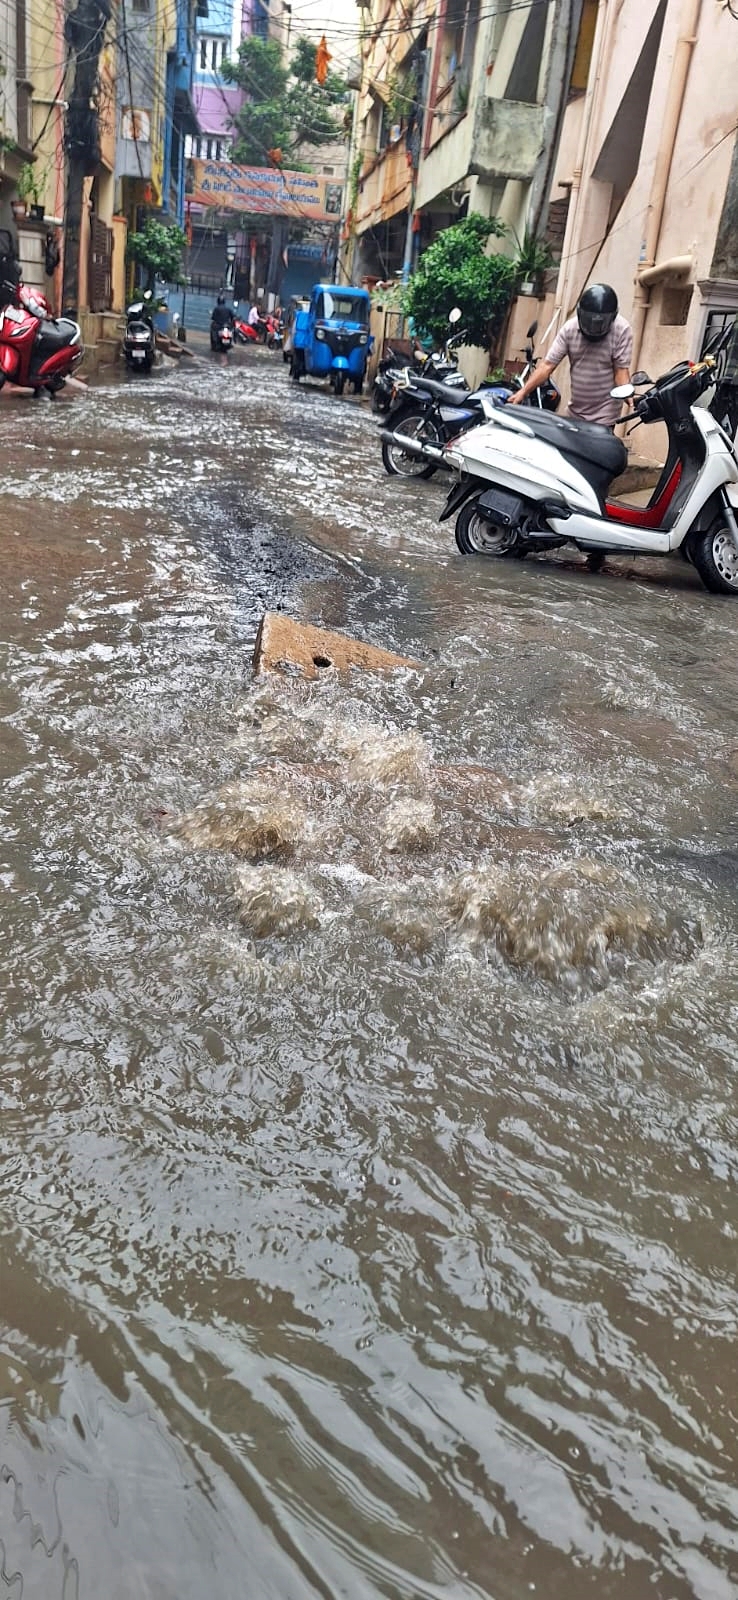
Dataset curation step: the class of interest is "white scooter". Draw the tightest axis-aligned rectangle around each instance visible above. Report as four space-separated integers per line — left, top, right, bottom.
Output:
440 333 738 594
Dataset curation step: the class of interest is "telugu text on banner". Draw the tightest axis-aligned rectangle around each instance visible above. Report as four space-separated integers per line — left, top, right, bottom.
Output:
190 162 344 223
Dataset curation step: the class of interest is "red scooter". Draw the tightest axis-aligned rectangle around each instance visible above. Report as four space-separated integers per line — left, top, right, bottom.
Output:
0 280 83 395
233 315 258 345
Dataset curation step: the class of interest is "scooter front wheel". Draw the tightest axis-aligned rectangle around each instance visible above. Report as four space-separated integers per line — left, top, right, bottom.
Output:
455 495 519 557
689 519 738 595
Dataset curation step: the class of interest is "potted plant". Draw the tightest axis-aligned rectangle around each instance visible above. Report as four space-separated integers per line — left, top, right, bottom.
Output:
513 227 555 298
17 161 44 220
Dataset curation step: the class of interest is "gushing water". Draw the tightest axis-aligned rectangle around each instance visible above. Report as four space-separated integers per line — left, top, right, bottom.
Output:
1 352 737 1600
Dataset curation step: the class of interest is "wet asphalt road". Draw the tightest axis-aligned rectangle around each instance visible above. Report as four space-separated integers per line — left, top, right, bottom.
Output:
0 343 737 1600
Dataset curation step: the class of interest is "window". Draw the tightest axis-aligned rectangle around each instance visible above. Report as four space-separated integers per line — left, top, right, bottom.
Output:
322 165 334 176
317 291 368 324
701 310 738 370
132 0 150 11
198 36 227 73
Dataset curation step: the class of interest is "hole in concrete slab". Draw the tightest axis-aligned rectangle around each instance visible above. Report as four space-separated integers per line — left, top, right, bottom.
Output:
313 655 332 669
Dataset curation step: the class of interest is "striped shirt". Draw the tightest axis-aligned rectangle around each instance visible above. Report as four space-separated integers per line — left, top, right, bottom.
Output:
546 314 633 427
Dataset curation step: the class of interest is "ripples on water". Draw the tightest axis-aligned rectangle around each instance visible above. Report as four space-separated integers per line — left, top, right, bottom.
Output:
0 356 737 1598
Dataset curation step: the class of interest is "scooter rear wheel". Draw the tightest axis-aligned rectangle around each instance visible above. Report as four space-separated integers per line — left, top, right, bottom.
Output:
689 519 738 594
455 496 518 556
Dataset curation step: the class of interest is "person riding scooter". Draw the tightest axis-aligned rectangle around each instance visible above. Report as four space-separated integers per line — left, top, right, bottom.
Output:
210 293 235 351
510 284 632 427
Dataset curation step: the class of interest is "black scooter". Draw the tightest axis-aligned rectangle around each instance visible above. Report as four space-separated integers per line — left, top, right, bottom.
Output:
210 320 234 354
123 291 155 372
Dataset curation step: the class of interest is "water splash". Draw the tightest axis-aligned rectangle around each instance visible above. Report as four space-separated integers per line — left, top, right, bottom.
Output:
235 864 324 937
173 779 307 860
445 858 702 986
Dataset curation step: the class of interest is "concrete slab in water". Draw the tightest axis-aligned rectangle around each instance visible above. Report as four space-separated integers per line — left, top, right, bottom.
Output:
253 612 418 680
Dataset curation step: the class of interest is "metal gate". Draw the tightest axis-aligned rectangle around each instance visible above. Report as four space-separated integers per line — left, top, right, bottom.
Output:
88 216 113 312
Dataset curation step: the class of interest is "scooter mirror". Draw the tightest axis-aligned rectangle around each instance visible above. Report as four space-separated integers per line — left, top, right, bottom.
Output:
630 370 651 385
526 320 538 339
611 383 634 399
448 307 462 324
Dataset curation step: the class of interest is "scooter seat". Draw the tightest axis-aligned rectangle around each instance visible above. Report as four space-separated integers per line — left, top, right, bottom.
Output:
413 375 473 405
516 408 627 483
33 317 79 355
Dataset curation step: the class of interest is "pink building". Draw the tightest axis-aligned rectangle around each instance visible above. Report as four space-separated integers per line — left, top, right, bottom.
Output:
190 0 252 161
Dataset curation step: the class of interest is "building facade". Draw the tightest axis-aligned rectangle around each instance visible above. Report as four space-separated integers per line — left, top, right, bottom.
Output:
190 0 250 161
345 0 585 284
115 0 201 234
509 0 738 455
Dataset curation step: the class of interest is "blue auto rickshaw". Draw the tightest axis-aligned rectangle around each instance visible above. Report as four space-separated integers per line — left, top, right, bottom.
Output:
290 284 372 395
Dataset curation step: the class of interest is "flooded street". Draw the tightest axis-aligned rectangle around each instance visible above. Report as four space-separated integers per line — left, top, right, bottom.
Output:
1 346 738 1599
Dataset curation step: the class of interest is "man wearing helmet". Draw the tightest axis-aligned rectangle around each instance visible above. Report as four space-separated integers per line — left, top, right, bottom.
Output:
510 284 632 427
210 291 235 350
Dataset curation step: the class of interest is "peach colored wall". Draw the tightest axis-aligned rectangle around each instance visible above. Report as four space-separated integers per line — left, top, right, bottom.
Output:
561 0 737 317
540 0 738 460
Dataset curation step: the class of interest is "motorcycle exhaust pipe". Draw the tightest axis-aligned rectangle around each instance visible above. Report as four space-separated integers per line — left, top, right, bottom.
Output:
380 429 448 463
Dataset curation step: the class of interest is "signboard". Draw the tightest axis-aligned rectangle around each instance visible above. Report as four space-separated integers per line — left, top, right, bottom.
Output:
190 160 344 223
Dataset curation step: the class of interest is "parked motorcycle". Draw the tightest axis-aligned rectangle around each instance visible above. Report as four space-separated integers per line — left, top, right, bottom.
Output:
511 318 561 411
373 342 467 415
380 372 510 478
123 292 155 372
210 321 234 354
266 315 283 352
0 276 83 395
234 314 258 345
440 329 738 594
378 308 565 476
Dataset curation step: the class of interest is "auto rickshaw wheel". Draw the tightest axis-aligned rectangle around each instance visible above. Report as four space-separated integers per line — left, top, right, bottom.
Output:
333 372 346 396
353 378 363 395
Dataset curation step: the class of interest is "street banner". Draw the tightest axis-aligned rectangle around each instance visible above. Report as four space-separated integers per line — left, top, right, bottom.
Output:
190 161 344 223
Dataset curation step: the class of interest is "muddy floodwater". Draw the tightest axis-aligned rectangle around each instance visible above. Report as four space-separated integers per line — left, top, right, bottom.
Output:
1 350 738 1599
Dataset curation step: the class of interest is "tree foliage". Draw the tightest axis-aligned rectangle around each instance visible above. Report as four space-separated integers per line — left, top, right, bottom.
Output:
405 214 517 348
222 35 347 166
127 220 186 287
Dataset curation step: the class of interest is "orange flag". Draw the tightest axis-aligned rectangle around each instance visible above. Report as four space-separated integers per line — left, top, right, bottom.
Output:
315 35 331 85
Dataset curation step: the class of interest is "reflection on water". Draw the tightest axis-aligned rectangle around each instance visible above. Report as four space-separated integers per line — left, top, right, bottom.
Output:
1 355 738 1599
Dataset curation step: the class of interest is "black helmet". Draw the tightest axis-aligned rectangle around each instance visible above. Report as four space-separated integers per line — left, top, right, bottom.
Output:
217 292 225 306
577 283 618 341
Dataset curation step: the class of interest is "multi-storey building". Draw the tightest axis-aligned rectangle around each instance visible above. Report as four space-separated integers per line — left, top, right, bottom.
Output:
115 0 202 235
345 0 585 285
189 0 249 164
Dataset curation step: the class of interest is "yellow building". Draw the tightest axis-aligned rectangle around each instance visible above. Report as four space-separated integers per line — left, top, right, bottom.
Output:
16 0 125 322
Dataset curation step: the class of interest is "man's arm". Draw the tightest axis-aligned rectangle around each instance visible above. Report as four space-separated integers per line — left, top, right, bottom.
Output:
508 359 557 406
